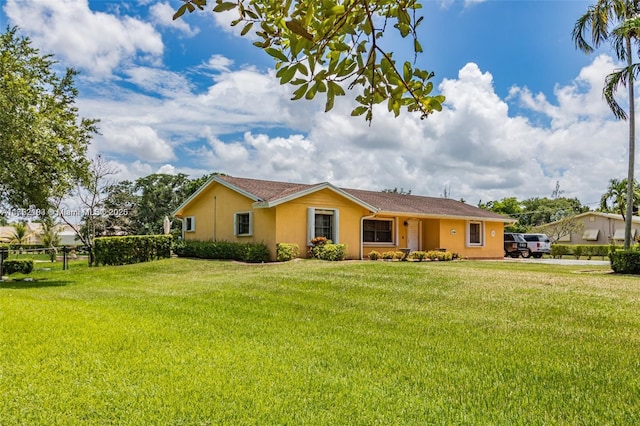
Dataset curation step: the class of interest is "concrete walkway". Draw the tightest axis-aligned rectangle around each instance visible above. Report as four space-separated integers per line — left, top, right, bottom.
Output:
502 258 610 266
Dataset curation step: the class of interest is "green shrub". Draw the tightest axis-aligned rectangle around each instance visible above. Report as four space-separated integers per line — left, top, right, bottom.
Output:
437 251 453 261
426 251 439 261
367 250 381 261
173 240 270 263
3 259 34 275
410 251 427 262
243 243 270 263
550 245 570 259
609 249 640 274
310 243 347 261
572 245 584 259
381 251 396 260
276 243 300 262
94 235 173 266
595 245 612 259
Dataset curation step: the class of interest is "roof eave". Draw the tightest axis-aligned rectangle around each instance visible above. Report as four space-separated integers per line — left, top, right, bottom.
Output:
172 175 261 218
254 183 379 212
375 210 516 223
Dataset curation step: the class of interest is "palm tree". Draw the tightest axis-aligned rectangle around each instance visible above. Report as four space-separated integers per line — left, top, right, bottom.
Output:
573 0 640 249
600 177 640 219
9 222 30 245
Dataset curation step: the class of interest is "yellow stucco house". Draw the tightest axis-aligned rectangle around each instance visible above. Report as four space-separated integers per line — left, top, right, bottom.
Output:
173 175 514 260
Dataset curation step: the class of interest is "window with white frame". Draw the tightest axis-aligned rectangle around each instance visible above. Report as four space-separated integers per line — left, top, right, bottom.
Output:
234 212 253 236
363 219 393 243
308 208 339 242
185 216 195 232
467 221 483 246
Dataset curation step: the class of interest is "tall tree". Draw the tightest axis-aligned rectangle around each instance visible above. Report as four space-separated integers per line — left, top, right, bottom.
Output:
520 197 589 228
55 155 117 266
134 174 197 235
0 27 97 210
173 0 444 122
573 0 640 249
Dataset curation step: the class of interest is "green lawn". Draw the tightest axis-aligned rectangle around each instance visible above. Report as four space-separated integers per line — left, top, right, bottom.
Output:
1 259 638 424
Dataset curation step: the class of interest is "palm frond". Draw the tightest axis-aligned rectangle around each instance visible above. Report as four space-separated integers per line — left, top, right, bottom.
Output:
604 68 630 120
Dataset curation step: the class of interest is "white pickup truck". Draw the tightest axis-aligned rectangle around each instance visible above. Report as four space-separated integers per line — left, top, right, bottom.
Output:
522 233 552 258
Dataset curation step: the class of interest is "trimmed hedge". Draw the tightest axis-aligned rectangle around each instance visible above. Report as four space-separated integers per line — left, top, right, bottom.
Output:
173 240 270 263
3 259 34 275
609 250 640 274
551 244 610 259
94 235 172 266
309 243 347 261
276 243 300 262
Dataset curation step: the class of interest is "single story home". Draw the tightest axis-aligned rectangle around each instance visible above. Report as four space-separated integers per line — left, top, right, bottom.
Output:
541 211 640 245
172 175 515 260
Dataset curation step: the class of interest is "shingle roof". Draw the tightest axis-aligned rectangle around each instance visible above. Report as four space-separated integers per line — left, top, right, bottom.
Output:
218 175 314 201
216 175 512 222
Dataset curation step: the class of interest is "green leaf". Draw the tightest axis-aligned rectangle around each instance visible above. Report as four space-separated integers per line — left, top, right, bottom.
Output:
325 92 335 112
414 39 423 53
172 4 187 20
351 106 368 116
213 2 237 13
265 48 289 62
286 20 314 41
328 81 345 96
291 83 309 100
296 63 308 76
241 22 254 36
305 82 318 100
329 5 345 15
403 62 412 82
279 66 297 84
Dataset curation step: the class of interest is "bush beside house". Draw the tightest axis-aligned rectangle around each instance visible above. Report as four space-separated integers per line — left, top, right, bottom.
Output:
172 240 269 263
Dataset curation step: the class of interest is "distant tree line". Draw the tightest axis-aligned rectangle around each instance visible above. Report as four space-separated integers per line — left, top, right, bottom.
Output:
478 196 590 233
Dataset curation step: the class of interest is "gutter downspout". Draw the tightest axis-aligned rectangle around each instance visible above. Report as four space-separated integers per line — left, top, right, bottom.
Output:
213 196 217 241
360 212 376 260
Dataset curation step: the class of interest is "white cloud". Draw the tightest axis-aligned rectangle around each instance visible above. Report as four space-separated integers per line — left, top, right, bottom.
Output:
96 123 176 163
3 0 163 78
123 66 193 97
200 55 234 73
157 164 177 175
149 2 199 37
184 56 628 208
510 54 618 129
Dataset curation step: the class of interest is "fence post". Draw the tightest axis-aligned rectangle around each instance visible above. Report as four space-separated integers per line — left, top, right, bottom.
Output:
62 246 68 270
0 247 8 279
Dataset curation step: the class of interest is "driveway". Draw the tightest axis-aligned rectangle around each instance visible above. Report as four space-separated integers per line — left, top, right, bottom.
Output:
502 257 610 266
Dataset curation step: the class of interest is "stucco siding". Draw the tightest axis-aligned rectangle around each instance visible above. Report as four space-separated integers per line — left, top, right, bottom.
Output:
274 188 370 259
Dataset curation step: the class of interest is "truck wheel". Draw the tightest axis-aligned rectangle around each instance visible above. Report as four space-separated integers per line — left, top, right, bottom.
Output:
521 250 531 259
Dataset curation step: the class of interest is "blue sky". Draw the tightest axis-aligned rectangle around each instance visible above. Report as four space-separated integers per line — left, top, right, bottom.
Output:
0 0 630 207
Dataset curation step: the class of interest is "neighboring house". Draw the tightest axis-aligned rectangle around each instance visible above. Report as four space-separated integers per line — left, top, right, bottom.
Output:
0 227 15 243
541 211 640 245
0 223 80 246
173 175 514 260
0 224 42 244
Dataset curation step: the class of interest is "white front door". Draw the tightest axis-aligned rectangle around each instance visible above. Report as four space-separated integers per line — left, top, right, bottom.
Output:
407 220 420 251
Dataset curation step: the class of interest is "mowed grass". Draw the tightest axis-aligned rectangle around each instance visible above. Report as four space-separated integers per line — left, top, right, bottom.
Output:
1 259 639 424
